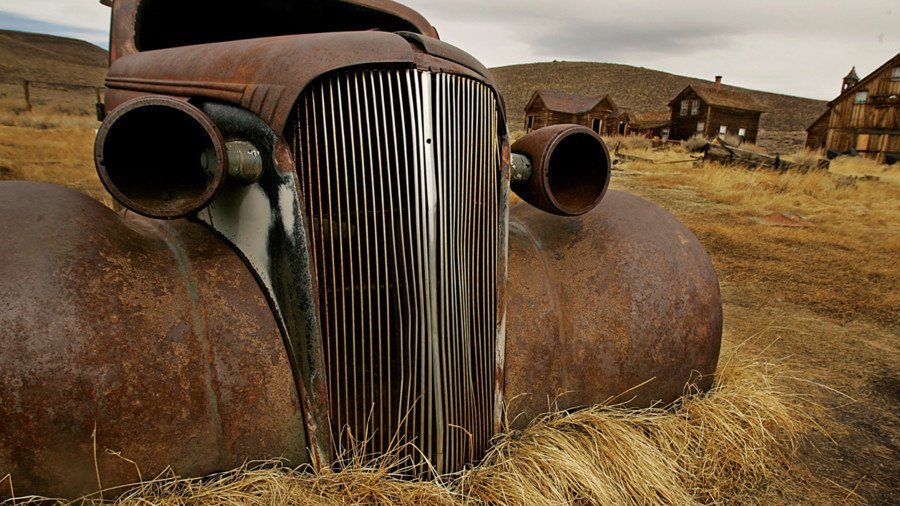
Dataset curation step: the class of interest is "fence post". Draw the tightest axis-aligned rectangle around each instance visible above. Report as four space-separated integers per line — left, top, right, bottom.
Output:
23 80 32 112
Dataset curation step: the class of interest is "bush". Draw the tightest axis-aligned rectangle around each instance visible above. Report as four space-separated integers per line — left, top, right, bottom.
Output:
684 135 709 152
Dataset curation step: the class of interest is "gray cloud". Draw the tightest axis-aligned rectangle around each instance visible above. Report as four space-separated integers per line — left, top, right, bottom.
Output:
522 18 742 61
1 0 896 99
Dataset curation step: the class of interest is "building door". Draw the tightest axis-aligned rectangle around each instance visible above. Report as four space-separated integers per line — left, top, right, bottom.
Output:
592 118 602 134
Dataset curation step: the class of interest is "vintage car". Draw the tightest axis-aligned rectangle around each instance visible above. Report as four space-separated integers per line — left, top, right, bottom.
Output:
0 0 721 498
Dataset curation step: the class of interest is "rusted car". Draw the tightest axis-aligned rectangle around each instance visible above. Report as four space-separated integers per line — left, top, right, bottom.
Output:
0 0 721 498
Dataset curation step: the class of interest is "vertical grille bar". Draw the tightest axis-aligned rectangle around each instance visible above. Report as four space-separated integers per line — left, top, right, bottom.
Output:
294 69 500 473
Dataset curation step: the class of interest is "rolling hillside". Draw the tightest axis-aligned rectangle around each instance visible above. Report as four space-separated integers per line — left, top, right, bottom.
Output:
0 29 106 86
491 61 828 135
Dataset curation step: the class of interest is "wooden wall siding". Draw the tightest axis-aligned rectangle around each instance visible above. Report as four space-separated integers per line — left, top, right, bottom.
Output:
825 55 900 162
524 96 615 133
806 113 830 150
707 108 763 143
668 86 764 142
669 91 708 140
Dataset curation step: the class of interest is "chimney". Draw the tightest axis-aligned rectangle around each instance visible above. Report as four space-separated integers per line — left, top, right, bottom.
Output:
715 76 722 91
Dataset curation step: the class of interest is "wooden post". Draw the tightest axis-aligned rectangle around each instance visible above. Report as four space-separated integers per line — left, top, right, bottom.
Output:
23 80 32 112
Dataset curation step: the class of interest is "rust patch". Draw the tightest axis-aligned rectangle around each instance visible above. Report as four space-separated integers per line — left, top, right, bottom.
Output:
757 211 810 227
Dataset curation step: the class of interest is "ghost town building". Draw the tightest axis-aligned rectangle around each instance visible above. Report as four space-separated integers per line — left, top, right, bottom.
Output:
667 77 764 143
808 54 900 163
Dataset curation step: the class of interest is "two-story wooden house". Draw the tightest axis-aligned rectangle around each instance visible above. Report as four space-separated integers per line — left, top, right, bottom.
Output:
524 90 618 134
814 54 900 163
667 77 764 143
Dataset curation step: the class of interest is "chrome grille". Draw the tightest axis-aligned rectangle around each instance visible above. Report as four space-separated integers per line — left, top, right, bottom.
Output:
292 69 501 473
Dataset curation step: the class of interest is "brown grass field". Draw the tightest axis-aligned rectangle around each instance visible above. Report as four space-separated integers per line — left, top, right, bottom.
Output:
2 111 898 504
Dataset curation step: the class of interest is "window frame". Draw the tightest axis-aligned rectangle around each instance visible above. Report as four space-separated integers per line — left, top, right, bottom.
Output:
696 121 705 133
680 100 689 116
691 99 700 115
854 91 868 105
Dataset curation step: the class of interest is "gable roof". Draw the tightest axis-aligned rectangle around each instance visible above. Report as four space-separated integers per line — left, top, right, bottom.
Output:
609 108 635 121
829 53 900 107
527 89 613 114
668 84 765 113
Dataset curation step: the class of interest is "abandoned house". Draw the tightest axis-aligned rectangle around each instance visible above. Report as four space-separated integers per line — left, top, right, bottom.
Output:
808 53 900 163
524 90 619 135
667 77 764 143
631 110 672 139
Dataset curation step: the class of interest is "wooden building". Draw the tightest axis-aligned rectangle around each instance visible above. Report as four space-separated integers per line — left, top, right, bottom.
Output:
814 54 900 163
524 90 617 134
604 108 635 136
667 77 764 143
805 110 830 151
631 110 672 139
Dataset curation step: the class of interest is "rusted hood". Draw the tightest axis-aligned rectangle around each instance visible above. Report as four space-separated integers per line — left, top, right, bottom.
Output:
105 31 417 130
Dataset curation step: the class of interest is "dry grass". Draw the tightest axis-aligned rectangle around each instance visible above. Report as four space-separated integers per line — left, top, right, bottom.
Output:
0 118 109 205
6 358 822 506
464 358 819 506
626 159 900 328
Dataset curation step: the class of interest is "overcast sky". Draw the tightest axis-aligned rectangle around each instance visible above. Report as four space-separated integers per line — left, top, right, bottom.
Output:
0 0 896 100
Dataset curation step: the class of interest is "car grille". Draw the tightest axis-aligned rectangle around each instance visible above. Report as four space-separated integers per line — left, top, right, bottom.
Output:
291 68 502 473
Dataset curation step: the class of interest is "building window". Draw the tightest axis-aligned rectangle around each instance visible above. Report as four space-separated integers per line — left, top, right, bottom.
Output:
592 118 602 133
893 67 900 81
526 115 534 131
696 122 705 133
719 125 727 136
738 127 746 137
855 91 868 104
680 100 689 116
691 100 700 115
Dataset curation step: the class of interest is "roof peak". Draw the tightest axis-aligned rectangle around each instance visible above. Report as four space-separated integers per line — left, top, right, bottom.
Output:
844 66 859 80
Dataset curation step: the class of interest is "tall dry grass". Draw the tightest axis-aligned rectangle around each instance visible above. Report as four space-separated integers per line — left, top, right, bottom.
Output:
620 157 900 327
0 116 108 205
6 358 826 505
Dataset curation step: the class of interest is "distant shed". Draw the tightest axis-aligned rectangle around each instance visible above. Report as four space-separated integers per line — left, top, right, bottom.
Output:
668 78 764 143
605 108 636 136
631 110 672 139
524 90 617 134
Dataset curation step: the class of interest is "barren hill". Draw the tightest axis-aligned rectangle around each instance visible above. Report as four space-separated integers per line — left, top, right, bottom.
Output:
0 29 107 87
491 61 828 135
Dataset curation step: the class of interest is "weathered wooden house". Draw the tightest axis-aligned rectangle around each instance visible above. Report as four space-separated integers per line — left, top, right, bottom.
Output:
813 54 900 163
524 90 617 134
605 108 635 136
667 77 764 143
631 110 672 139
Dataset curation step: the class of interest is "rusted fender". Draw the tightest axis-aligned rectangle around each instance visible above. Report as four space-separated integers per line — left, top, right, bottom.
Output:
0 182 308 499
505 190 722 428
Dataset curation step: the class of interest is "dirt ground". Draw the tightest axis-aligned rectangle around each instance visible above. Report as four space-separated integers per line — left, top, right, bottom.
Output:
1 123 898 504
